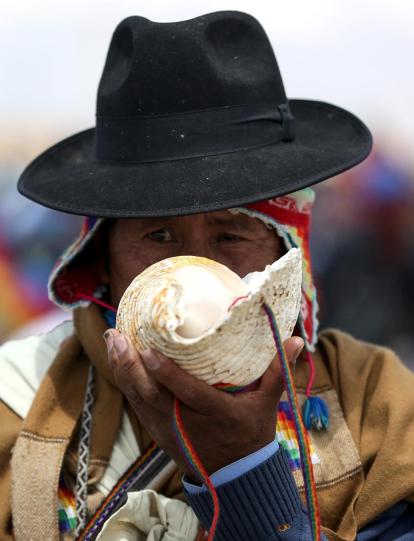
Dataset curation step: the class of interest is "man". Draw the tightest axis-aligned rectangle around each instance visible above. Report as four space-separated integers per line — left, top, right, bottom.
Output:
1 11 414 541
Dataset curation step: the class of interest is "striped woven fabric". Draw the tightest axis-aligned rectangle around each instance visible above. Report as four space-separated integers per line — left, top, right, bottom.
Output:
276 400 320 470
57 473 77 533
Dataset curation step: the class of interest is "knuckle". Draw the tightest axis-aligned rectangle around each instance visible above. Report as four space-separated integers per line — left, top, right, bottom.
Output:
123 384 144 411
112 354 139 383
108 355 118 372
121 353 139 373
141 383 161 404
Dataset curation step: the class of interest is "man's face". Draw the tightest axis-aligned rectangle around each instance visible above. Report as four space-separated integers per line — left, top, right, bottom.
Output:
104 210 283 304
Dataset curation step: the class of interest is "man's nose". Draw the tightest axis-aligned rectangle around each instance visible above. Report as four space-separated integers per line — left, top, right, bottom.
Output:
179 237 215 259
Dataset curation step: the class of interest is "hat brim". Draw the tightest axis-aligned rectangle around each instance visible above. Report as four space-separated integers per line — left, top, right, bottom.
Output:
18 100 372 218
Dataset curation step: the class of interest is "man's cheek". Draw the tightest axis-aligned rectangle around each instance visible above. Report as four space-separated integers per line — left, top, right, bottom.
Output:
108 266 142 304
230 246 279 276
109 254 164 302
218 253 261 278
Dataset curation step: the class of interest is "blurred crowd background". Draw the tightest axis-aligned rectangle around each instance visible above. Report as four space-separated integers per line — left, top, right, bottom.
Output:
1 0 414 369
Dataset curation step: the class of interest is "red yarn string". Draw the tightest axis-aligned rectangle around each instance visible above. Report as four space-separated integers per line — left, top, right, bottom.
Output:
75 292 117 312
304 349 316 397
227 295 249 311
174 398 220 540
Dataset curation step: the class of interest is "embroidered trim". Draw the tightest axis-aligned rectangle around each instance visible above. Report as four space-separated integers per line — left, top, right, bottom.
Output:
75 364 95 536
77 442 172 540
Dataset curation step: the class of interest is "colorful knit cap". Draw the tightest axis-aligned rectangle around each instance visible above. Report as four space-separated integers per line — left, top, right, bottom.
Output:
48 189 318 350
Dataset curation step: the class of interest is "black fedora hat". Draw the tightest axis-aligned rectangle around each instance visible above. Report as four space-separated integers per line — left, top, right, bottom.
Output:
18 11 372 218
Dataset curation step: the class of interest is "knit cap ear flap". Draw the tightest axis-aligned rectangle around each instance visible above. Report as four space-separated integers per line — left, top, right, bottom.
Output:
235 187 329 431
48 217 105 310
236 187 318 350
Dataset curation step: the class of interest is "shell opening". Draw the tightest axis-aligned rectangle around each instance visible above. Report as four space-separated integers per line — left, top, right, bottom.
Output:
116 249 302 386
171 265 248 339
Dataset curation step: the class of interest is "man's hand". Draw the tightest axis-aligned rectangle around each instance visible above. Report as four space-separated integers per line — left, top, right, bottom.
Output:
104 330 303 479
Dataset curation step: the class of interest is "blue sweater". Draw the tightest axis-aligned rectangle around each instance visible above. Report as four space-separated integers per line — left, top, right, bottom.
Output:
184 446 414 540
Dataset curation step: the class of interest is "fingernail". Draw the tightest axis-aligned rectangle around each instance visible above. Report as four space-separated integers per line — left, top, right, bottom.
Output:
141 349 160 371
103 330 114 352
113 334 128 356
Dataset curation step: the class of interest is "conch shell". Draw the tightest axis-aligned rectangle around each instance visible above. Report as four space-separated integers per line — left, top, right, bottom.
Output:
116 248 302 386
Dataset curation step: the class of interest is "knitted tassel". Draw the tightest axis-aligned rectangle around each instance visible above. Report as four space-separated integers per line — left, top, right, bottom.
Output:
297 326 329 432
302 396 329 431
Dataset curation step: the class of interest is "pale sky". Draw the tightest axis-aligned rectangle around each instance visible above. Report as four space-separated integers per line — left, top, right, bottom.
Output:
1 0 414 166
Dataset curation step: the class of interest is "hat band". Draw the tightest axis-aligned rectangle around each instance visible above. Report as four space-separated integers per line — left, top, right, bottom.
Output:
94 103 295 163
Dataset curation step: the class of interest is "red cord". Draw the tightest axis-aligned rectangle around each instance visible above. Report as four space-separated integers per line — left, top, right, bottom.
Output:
75 292 117 313
174 399 220 540
227 295 249 311
304 349 316 397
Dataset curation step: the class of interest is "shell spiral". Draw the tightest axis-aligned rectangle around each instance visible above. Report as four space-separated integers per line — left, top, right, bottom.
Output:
116 249 302 386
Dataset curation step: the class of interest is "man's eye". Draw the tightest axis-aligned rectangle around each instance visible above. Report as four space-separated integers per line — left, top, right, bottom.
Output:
218 233 243 242
146 228 174 242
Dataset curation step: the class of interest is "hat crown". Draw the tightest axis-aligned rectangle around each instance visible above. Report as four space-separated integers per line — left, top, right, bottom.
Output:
18 11 372 221
97 11 287 117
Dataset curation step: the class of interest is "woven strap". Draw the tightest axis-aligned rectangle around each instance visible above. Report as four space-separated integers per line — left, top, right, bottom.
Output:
11 431 69 541
75 364 96 536
10 334 88 541
77 443 175 540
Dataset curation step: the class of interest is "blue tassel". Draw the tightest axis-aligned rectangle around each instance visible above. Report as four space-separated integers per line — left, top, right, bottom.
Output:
302 396 329 431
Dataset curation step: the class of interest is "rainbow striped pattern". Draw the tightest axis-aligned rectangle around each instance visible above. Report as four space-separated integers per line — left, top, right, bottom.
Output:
276 400 320 471
263 303 321 541
57 474 77 532
173 398 219 541
214 381 258 394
